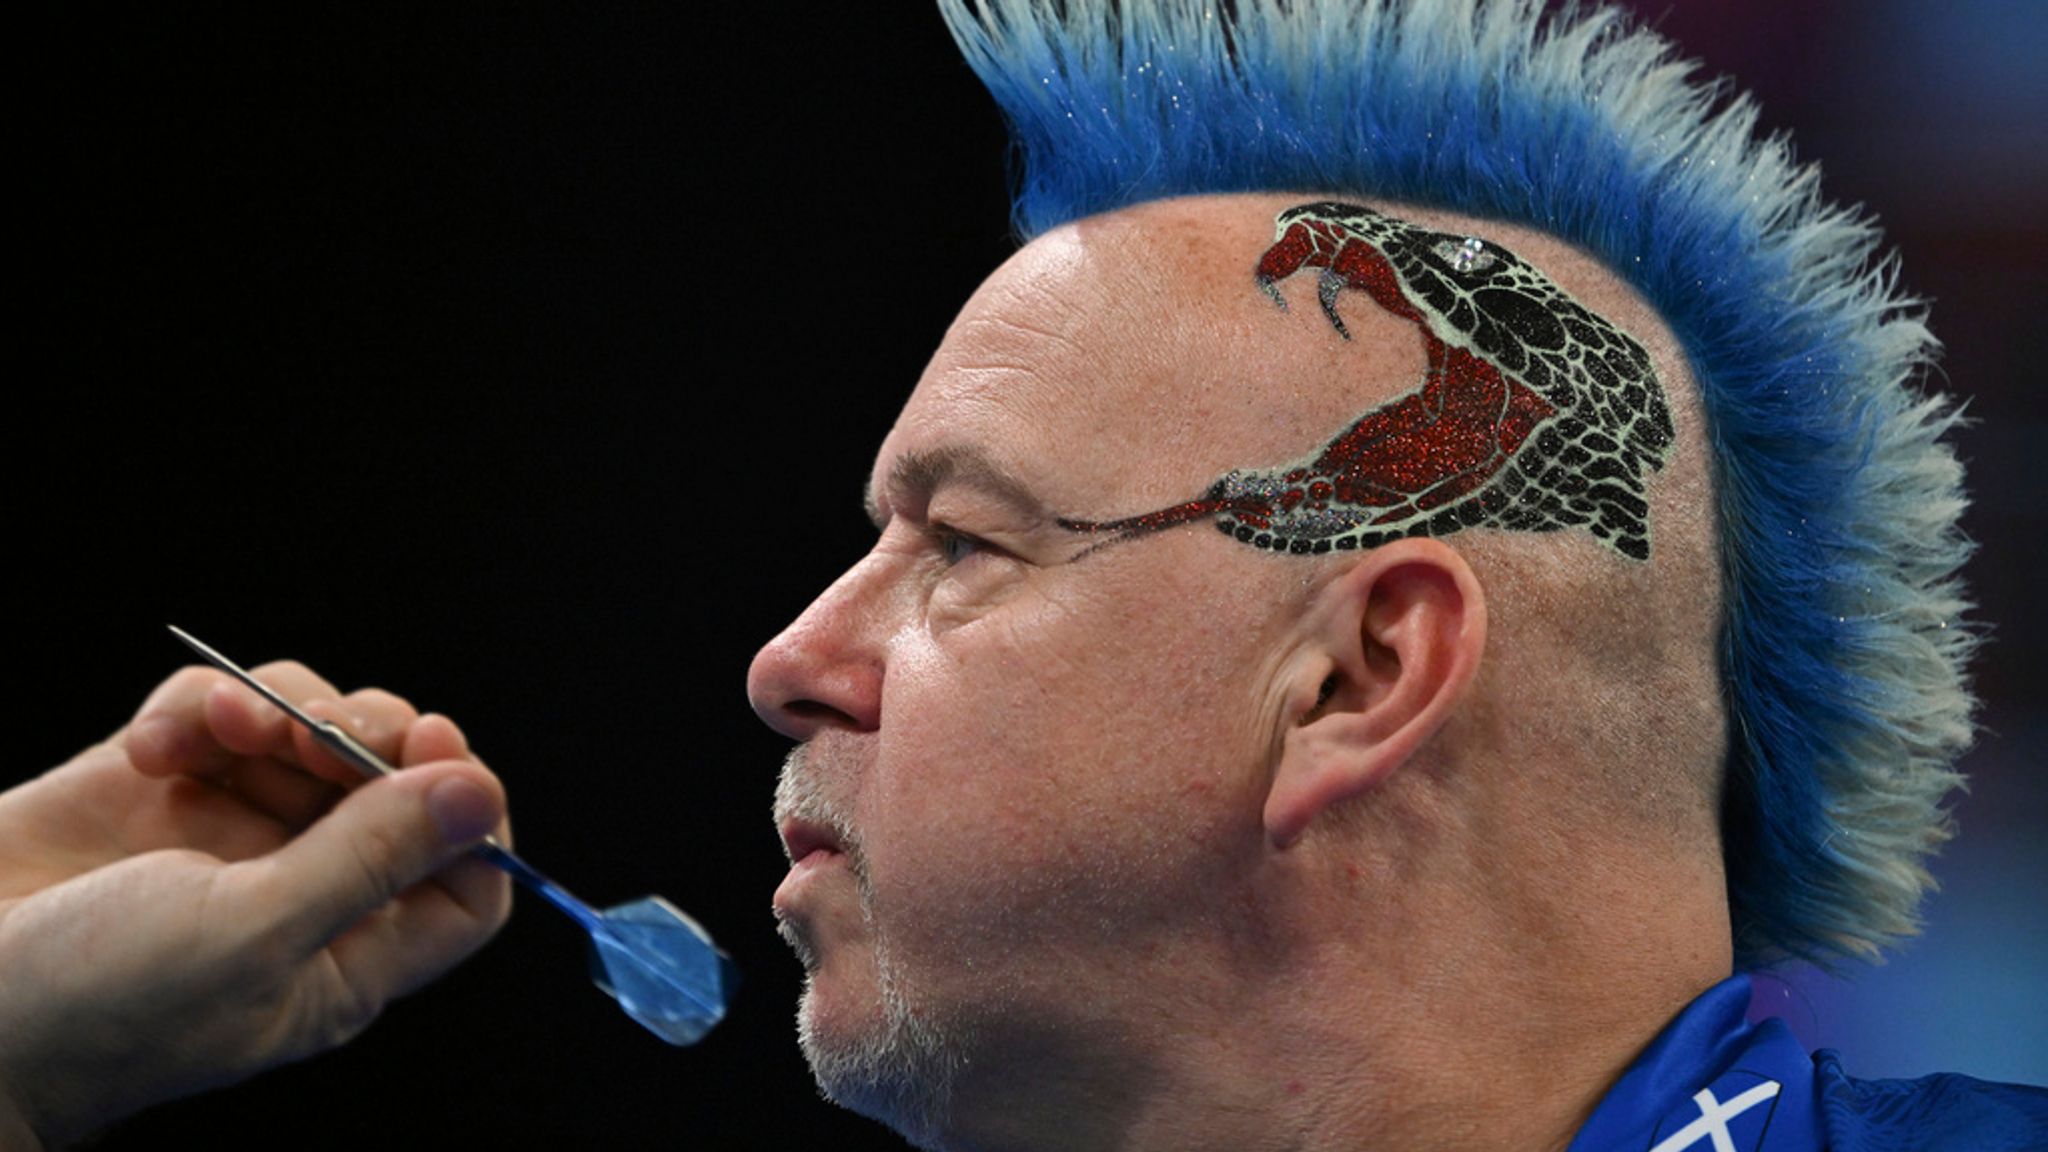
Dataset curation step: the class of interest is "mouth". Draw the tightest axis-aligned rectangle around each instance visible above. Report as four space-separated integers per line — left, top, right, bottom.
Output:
772 816 851 928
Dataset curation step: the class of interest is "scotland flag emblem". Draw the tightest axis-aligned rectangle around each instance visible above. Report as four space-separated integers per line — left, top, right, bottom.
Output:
1646 1071 1783 1152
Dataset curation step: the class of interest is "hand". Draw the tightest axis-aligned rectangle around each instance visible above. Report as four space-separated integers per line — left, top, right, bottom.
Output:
0 661 512 1148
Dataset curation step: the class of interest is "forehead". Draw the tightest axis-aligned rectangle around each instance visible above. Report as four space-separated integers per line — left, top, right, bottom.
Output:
873 194 1652 521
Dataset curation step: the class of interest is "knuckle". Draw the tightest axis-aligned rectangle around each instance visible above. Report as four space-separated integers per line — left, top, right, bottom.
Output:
253 659 336 698
139 665 225 718
348 687 420 727
167 664 226 694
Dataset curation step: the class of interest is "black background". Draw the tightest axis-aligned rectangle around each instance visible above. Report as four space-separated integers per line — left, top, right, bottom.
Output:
27 8 1008 1149
20 4 2043 1149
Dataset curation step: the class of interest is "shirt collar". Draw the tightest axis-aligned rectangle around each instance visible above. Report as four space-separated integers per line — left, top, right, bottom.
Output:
1567 974 1821 1152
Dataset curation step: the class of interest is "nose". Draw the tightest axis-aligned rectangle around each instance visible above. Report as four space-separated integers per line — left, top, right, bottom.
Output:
747 557 888 739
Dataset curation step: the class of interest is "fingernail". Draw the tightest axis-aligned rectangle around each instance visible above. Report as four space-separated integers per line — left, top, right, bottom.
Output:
427 776 498 844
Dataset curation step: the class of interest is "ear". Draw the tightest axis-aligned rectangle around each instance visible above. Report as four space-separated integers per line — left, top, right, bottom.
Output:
1264 538 1488 849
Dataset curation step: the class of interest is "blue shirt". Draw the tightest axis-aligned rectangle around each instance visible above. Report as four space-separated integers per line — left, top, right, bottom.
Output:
1566 975 2046 1151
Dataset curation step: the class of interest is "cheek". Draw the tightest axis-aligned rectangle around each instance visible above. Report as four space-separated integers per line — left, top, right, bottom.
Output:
859 566 1281 934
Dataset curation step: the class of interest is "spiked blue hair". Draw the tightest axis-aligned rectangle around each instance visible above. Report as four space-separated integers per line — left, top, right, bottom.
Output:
939 0 1977 967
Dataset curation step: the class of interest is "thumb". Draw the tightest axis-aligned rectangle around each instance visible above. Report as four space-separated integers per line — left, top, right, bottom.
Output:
244 762 505 957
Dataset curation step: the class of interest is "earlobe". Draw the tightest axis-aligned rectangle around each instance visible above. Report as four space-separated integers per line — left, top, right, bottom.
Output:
1264 539 1488 849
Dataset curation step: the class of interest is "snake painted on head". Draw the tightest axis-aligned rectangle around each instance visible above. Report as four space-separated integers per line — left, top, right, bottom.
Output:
1059 203 1676 561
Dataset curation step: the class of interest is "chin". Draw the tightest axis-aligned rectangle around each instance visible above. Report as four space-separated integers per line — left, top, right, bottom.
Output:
796 964 965 1150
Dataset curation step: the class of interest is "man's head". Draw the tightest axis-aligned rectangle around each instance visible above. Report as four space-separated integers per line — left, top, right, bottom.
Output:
751 0 1976 1145
935 0 1976 968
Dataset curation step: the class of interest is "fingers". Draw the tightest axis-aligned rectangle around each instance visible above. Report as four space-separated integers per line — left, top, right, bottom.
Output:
292 690 422 787
241 761 511 976
203 664 342 762
127 661 342 778
400 713 470 768
235 701 477 832
399 715 510 846
211 758 346 834
126 661 480 837
330 851 513 1004
127 660 426 780
319 759 512 1004
125 666 257 778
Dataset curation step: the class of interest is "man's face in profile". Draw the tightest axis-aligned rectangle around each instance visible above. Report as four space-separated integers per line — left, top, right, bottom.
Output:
747 199 1375 1137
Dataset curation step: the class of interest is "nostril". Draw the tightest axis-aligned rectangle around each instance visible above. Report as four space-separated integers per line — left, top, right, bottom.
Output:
784 699 857 726
753 691 873 740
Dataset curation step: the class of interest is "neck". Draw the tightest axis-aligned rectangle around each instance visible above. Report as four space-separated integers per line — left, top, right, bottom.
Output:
921 836 1731 1152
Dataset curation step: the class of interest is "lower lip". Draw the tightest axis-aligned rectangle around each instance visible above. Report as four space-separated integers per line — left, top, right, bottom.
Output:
773 848 845 911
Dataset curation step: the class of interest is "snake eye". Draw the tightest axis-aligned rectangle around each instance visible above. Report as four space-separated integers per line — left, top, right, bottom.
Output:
1430 235 1498 275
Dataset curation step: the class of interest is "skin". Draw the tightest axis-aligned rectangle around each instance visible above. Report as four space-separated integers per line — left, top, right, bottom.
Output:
0 662 511 1149
753 194 1731 1151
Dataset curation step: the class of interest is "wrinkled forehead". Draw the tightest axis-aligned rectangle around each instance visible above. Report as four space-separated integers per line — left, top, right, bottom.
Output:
875 193 1673 523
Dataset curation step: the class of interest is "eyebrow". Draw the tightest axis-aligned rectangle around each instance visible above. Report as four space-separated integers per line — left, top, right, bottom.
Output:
864 446 1051 530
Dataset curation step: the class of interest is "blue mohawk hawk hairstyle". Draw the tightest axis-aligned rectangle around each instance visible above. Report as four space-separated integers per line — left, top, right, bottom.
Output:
938 0 1977 968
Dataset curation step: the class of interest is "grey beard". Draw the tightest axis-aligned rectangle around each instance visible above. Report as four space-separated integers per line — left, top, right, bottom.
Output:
773 748 966 1149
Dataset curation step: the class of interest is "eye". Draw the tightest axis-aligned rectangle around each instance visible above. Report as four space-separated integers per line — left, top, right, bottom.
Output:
932 524 988 566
